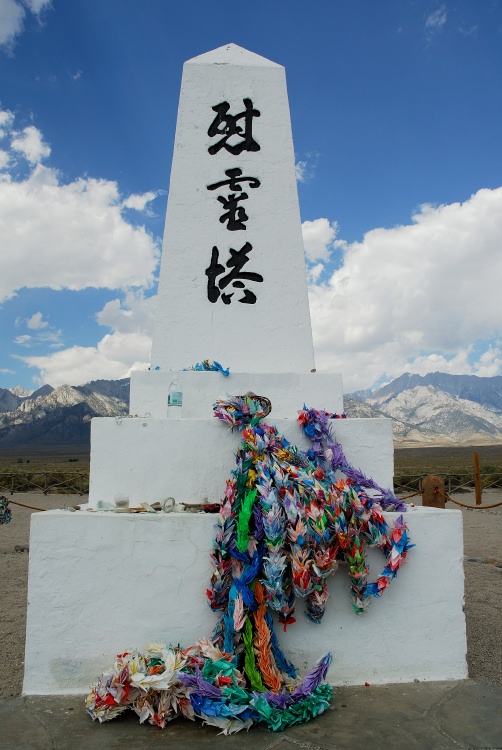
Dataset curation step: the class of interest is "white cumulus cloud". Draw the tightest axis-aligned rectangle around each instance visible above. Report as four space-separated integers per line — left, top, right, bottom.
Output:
0 164 160 301
302 218 339 263
474 346 502 378
97 290 156 334
0 121 161 303
122 191 159 213
0 109 15 137
295 152 319 183
1 109 161 385
0 0 24 49
20 292 156 386
0 0 51 52
20 331 151 387
22 0 51 13
309 187 502 390
26 311 48 329
11 125 50 163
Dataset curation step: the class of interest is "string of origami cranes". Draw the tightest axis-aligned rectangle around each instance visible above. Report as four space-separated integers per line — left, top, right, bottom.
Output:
87 374 413 734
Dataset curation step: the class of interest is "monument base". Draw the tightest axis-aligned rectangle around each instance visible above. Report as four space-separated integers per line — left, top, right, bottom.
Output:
88 416 394 508
23 507 467 695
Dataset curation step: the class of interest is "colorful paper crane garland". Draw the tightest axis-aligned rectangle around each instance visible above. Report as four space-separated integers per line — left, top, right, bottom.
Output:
87 396 413 734
184 359 230 377
86 641 332 733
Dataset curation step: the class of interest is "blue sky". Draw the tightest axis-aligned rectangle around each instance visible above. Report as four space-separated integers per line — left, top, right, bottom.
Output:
1 0 502 391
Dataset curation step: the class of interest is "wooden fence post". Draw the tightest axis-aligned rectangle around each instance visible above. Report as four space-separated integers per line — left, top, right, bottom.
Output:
472 452 482 506
422 475 446 508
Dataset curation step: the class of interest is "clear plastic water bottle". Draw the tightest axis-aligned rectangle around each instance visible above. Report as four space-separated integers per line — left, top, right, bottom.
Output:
167 377 183 417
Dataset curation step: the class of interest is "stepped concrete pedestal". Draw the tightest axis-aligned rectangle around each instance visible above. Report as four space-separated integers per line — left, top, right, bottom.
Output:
88 413 394 508
89 370 393 508
23 507 466 695
23 44 467 695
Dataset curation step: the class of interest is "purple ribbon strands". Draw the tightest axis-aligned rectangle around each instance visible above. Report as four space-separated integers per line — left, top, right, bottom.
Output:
297 406 406 511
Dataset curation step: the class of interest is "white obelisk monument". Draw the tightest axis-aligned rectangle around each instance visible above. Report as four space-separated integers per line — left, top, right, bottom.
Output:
151 44 314 373
23 45 467 695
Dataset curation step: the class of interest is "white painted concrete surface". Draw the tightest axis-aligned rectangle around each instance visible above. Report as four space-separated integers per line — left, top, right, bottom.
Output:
23 507 467 695
88 416 394 508
129 370 344 419
150 44 315 373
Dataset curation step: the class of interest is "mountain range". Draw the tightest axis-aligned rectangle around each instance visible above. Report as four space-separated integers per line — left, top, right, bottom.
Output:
0 372 501 452
347 372 502 446
0 379 129 451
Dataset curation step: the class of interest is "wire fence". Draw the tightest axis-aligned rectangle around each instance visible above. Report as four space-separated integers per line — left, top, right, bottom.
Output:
0 471 89 496
1 470 501 497
394 472 502 495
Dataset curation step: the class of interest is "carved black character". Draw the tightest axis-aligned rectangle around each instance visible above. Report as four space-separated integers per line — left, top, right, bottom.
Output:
207 167 261 192
207 99 260 155
217 192 249 231
205 243 263 304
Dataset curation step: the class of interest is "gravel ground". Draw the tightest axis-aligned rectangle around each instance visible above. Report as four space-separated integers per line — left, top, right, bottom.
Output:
0 490 501 702
0 492 75 701
445 490 502 689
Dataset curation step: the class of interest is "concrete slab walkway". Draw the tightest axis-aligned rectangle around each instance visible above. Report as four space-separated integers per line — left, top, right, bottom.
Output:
1 680 501 750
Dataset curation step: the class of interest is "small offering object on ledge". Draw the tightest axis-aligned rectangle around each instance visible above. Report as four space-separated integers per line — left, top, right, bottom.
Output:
86 502 221 514
180 503 221 513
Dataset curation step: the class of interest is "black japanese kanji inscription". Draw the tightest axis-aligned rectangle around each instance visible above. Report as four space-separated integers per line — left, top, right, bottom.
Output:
205 243 263 304
217 193 249 231
207 99 260 155
207 167 261 192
